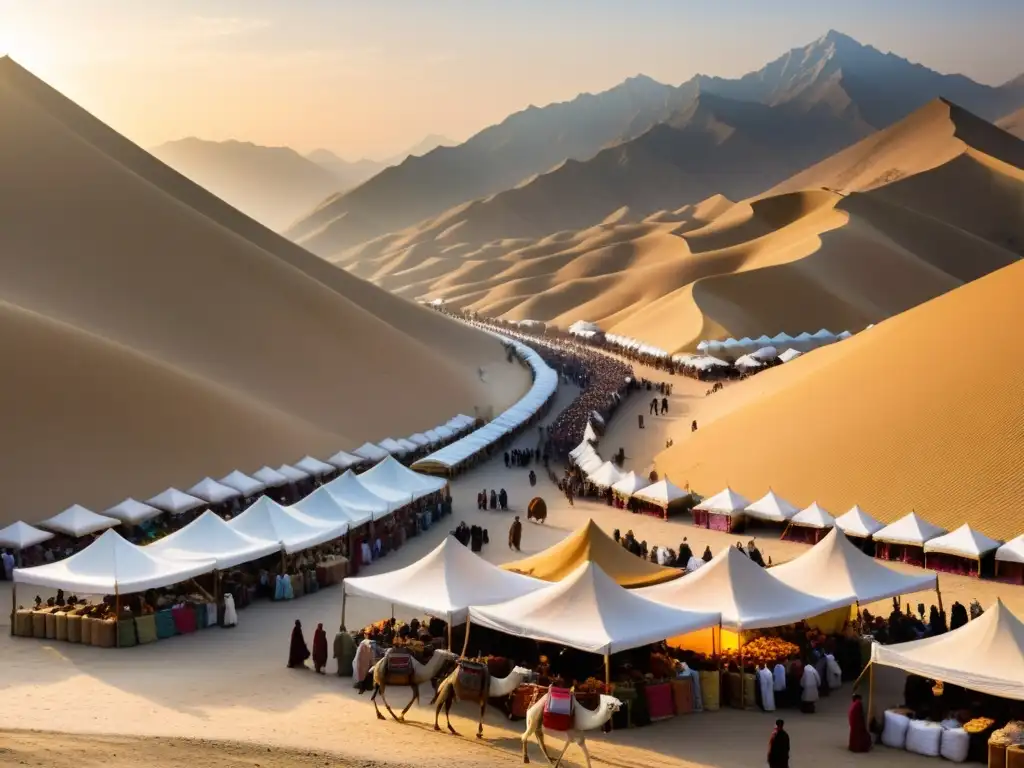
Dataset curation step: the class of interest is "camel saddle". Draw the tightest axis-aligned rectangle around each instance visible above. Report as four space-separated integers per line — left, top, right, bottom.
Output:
384 651 414 685
454 660 489 700
542 686 574 731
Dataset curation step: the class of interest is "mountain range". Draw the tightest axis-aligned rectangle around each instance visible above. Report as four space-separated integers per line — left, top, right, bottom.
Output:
286 30 1024 257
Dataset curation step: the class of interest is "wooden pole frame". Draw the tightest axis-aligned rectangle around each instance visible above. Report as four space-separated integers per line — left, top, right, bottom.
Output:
604 653 611 690
460 615 472 658
10 581 16 637
114 583 121 649
340 588 347 631
867 662 875 724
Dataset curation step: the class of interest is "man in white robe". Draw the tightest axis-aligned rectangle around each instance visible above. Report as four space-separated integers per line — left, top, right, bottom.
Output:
758 665 776 711
800 663 821 713
825 652 842 690
773 661 788 707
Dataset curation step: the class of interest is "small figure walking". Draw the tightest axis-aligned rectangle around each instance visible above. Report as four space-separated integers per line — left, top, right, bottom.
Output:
508 515 523 552
768 719 790 768
312 623 328 674
638 414 645 429
287 619 311 669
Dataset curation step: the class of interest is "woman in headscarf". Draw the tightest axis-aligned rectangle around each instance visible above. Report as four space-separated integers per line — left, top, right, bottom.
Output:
312 623 328 674
702 545 713 562
848 693 871 752
288 619 311 668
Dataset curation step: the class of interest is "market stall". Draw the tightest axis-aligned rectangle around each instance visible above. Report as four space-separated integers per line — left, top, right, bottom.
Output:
923 524 1001 577
218 470 268 506
610 471 648 507
874 512 947 567
586 460 623 489
0 521 54 551
226 497 344 554
321 470 394 572
273 464 313 501
147 488 206 516
783 502 835 544
996 536 1024 584
252 466 293 504
12 529 217 646
39 505 120 537
146 509 280 570
743 490 799 532
502 519 682 587
187 477 242 512
327 450 364 472
103 498 163 526
294 456 337 481
834 505 884 553
358 456 447 502
632 478 691 520
693 487 751 531
342 535 546 648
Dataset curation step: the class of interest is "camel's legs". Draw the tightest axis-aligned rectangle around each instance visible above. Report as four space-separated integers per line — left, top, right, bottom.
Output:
445 695 458 735
578 737 593 768
399 684 419 721
433 687 446 731
551 735 572 768
369 686 386 721
534 728 554 766
477 698 487 738
521 729 531 764
378 685 402 721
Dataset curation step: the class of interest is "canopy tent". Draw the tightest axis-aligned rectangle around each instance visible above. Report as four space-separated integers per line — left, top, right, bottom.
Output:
637 546 852 631
693 487 750 532
187 477 242 505
343 535 546 625
569 438 595 461
750 346 778 361
292 485 370 528
377 438 408 456
218 470 267 497
39 505 120 537
744 490 800 524
586 461 623 489
870 600 1024 701
407 433 432 448
276 464 310 483
252 466 290 488
446 414 476 431
0 521 54 550
294 456 336 477
434 425 457 440
778 348 803 363
611 471 648 496
812 328 836 342
837 330 853 340
568 320 601 336
358 456 447 502
147 510 280 570
784 502 835 544
997 536 1024 583
396 438 419 453
734 354 763 371
835 505 885 539
502 520 682 588
924 524 1001 576
322 470 392 521
103 498 163 525
226 497 344 554
469 561 720 656
771 528 937 606
582 421 599 443
412 335 558 474
147 488 206 515
633 478 689 509
874 512 946 567
14 529 216 594
423 428 444 444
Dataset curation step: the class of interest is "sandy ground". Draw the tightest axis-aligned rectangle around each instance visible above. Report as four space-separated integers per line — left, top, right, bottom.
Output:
3 381 1022 768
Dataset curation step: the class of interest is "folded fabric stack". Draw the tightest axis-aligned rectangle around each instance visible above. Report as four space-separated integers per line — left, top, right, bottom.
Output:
671 677 694 714
699 670 720 711
117 619 137 647
135 614 158 644
155 609 177 639
645 682 674 721
55 612 68 641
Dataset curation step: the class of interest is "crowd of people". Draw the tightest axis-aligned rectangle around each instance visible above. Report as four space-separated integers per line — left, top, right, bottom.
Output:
612 529 771 570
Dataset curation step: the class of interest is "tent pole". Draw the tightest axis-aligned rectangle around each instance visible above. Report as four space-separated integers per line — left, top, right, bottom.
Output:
460 615 472 658
115 584 121 649
780 523 791 542
447 620 453 652
391 603 395 621
340 588 347 631
739 635 745 709
978 557 982 578
867 663 875 724
604 653 611 691
935 583 944 614
10 581 16 636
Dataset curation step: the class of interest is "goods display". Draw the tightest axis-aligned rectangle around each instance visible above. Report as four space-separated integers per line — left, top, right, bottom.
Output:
882 710 911 749
965 716 997 734
1009 745 1024 768
940 728 969 763
906 719 943 757
699 670 720 711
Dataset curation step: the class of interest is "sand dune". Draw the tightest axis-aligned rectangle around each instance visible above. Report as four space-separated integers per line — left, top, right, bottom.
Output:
334 100 1021 354
999 107 1024 139
0 57 527 526
654 254 1024 541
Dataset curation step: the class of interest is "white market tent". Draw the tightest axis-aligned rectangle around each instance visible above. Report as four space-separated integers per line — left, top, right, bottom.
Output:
253 466 290 488
0 521 54 550
294 456 336 477
396 438 419 453
812 328 836 342
39 505 120 537
293 485 370 528
771 332 795 346
997 536 1024 565
218 470 267 497
446 414 476 431
790 502 836 529
468 561 720 655
924 524 1001 559
103 498 163 525
587 461 624 488
407 433 432 448
423 428 444 444
14 529 216 593
378 438 408 455
434 425 457 440
413 335 558 473
874 512 946 546
227 497 343 554
358 456 447 501
835 505 885 538
870 600 1024 701
751 345 778 361
771 528 937 605
633 478 689 507
187 478 242 505
778 348 803 362
343 536 546 624
637 546 851 630
322 470 391 521
694 487 751 515
354 441 390 462
611 471 649 496
147 510 280 570
734 354 763 371
276 464 310 483
147 488 206 515
744 490 800 523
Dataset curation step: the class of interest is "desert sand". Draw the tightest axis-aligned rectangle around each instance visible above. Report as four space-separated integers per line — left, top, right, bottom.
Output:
0 57 530 526
998 107 1024 139
3 381 1020 768
324 100 1021 355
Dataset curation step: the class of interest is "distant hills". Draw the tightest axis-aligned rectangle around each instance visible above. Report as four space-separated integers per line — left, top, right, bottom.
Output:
287 30 1024 257
998 107 1024 139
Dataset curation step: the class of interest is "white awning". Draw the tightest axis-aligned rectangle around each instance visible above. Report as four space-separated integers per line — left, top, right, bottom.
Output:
253 466 290 487
14 529 216 593
147 510 280 570
791 502 836 529
226 497 344 554
835 505 885 538
39 505 120 537
744 490 800 523
276 464 310 483
103 498 164 525
778 348 803 363
294 456 336 477
694 487 751 514
327 450 364 470
353 442 391 462
611 471 648 496
874 512 946 546
187 478 242 505
292 486 366 529
997 536 1024 565
586 461 623 489
147 488 206 515
924 524 1001 559
321 470 391 521
468 561 720 655
344 536 546 623
0 521 55 550
358 456 447 502
218 470 267 497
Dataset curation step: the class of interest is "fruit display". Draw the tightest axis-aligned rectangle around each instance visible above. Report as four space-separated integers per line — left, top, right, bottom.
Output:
576 677 609 694
964 716 996 734
719 636 799 668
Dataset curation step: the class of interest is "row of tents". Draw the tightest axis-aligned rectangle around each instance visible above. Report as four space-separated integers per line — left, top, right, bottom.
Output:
696 328 861 356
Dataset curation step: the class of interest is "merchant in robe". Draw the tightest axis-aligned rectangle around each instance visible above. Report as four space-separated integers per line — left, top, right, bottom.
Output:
287 619 311 669
312 623 328 674
508 516 523 552
848 693 871 752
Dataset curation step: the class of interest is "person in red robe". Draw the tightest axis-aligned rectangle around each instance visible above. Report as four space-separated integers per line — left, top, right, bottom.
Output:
848 693 872 752
312 623 329 674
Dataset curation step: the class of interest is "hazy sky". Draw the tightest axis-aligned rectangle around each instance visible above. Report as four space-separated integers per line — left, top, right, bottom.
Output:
2 0 1021 160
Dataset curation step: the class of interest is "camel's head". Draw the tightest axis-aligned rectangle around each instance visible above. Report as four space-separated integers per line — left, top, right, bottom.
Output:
512 666 535 682
600 695 623 713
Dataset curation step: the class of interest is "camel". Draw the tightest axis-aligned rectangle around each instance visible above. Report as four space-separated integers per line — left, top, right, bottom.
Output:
521 690 621 768
431 660 534 738
359 646 456 722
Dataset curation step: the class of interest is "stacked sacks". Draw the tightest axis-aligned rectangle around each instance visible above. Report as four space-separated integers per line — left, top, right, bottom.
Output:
906 720 943 757
882 710 911 749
